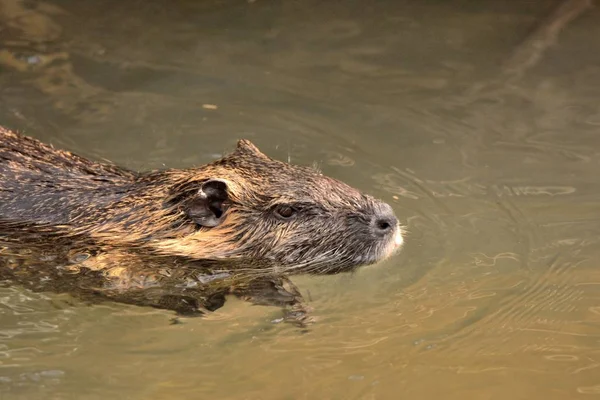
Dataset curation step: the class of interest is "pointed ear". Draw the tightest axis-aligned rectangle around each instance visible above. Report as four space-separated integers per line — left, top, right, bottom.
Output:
233 139 269 159
186 180 229 228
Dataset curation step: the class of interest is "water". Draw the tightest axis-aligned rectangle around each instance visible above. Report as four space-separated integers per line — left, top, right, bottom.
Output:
1 0 600 398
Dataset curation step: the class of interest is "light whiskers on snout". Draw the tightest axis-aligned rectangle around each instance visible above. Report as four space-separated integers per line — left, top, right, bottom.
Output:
394 228 404 247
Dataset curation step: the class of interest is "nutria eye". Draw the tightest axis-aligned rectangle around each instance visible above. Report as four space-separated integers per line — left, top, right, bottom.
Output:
274 205 296 220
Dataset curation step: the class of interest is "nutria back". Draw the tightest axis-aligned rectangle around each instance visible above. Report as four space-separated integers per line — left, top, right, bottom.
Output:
0 128 136 226
0 126 403 275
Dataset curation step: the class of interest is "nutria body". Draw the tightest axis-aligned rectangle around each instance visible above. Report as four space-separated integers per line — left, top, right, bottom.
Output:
0 126 403 322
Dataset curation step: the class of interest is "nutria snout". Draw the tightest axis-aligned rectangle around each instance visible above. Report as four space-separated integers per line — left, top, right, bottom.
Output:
0 128 403 275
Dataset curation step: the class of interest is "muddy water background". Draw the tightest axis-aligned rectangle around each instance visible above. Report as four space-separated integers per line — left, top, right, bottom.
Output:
1 0 600 398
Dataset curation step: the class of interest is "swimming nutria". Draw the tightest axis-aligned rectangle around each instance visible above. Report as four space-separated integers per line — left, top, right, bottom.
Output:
0 126 403 322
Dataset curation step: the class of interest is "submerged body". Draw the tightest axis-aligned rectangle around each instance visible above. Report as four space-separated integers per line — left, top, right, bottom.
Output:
0 126 403 320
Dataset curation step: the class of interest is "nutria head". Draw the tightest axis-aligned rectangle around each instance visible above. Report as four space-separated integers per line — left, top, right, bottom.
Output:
145 140 404 274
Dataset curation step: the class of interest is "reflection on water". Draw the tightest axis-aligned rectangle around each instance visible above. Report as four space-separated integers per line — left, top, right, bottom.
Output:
1 0 600 398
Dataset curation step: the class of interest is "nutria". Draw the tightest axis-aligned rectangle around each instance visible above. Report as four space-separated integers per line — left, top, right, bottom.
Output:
0 126 403 323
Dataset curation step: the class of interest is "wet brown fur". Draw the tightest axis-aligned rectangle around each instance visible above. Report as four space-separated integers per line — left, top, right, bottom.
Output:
0 126 401 322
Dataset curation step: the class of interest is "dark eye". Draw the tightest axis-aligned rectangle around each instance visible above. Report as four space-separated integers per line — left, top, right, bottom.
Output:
274 205 296 220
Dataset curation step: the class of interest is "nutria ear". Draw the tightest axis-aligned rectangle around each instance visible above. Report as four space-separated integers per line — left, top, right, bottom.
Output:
234 139 268 159
186 180 229 228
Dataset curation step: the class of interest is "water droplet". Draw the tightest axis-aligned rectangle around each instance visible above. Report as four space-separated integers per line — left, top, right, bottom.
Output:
68 252 90 264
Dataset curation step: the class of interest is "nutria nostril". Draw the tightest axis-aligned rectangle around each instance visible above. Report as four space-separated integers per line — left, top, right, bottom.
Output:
376 219 393 232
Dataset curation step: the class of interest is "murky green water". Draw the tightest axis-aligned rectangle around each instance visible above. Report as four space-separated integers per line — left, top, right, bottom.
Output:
1 0 600 398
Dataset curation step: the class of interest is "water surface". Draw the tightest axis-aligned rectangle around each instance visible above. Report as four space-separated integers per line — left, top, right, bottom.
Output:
1 0 600 398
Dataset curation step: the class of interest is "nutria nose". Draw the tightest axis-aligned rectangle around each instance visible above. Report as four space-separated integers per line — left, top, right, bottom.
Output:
371 205 398 237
